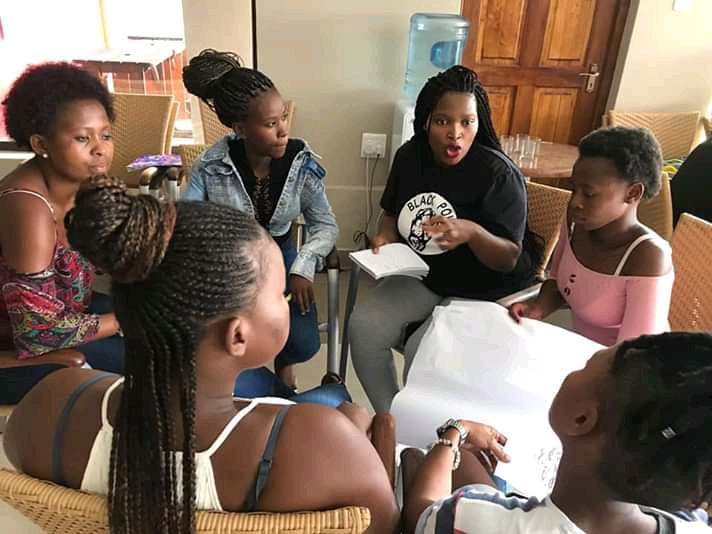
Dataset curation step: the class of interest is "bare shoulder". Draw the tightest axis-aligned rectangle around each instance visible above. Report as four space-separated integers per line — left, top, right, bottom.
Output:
279 402 360 443
0 185 56 273
621 231 672 277
264 403 399 532
4 368 116 475
267 402 384 485
8 368 114 424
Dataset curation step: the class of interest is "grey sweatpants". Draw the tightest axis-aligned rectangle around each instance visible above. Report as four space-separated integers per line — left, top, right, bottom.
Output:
348 276 443 413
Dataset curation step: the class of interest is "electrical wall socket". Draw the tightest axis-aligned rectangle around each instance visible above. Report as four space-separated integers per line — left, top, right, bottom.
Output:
361 133 387 158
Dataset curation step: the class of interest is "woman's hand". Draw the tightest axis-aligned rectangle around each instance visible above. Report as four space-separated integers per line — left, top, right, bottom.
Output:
371 232 397 253
421 216 478 251
459 420 510 472
98 313 121 338
508 300 545 323
289 274 314 315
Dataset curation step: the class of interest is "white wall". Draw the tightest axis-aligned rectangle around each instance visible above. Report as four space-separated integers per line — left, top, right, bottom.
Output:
181 0 254 143
612 0 712 114
181 0 252 63
256 0 460 248
180 0 460 248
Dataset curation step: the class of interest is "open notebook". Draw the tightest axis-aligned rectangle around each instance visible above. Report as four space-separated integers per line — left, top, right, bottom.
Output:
349 243 429 280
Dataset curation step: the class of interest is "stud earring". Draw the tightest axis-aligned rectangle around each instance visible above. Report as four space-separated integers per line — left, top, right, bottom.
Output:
41 153 48 159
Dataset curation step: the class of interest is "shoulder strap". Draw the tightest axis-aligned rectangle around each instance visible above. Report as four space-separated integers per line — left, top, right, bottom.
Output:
100 377 125 426
244 405 290 512
614 234 656 276
204 399 260 456
0 189 55 219
51 372 116 486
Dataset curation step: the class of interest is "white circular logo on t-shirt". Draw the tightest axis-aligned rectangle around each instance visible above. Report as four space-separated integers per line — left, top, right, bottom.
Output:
397 192 457 256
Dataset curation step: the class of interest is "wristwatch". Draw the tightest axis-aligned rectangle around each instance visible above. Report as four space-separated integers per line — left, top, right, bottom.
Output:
436 418 469 444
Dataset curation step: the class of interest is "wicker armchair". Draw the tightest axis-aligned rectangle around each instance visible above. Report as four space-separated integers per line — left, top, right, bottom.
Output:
525 181 571 277
0 470 370 533
605 111 700 160
638 173 673 241
110 93 176 187
163 100 180 154
0 413 395 533
179 143 208 177
669 213 712 331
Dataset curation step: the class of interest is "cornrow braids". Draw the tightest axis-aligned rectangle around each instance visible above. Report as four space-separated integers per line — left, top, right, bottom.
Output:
413 65 502 152
66 175 267 534
601 332 712 512
182 48 276 128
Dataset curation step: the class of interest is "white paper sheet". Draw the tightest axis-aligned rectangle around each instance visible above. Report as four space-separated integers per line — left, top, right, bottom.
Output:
392 300 603 497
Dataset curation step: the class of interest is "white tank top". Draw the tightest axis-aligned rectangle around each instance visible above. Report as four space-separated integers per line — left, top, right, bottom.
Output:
79 378 283 511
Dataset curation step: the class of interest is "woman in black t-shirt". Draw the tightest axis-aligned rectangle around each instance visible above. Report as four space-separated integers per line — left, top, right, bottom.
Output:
348 66 540 413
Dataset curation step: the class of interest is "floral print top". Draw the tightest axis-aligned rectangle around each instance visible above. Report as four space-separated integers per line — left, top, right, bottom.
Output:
0 189 99 358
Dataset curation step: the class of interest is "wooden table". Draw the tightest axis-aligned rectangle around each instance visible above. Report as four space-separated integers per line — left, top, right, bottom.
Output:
518 142 579 189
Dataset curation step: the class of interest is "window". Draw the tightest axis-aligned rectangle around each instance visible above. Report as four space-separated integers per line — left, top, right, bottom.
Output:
0 0 190 147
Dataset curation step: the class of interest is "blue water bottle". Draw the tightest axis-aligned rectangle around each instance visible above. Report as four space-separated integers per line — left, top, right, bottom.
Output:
403 13 470 102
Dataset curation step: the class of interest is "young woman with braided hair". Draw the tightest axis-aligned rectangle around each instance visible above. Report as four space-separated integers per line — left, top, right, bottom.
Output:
182 49 338 396
404 332 712 533
4 175 399 534
349 65 542 412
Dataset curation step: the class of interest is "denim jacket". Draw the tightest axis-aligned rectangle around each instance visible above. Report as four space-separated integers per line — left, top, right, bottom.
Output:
182 135 338 281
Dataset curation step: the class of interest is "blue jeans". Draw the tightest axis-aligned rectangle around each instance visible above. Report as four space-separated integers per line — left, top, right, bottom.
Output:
0 292 125 404
76 293 125 374
234 367 351 408
234 237 326 402
277 237 320 366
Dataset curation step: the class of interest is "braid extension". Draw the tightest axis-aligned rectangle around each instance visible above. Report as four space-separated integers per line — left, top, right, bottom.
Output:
602 332 712 512
66 175 266 534
183 49 276 128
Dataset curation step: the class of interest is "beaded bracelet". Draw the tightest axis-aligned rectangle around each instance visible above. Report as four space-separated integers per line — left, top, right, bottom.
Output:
427 437 461 470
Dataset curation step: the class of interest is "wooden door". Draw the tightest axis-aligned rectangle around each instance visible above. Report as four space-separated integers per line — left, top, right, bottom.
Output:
462 0 631 144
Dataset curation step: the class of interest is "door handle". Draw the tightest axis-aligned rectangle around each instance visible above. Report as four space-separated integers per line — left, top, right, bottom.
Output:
578 65 600 93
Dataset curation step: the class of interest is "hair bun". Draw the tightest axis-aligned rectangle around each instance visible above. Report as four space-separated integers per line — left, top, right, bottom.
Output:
66 175 177 283
182 49 244 102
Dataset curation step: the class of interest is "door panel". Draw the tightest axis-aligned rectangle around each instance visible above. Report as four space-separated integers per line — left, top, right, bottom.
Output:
487 86 517 134
530 88 577 143
540 0 596 66
477 0 527 66
462 0 631 144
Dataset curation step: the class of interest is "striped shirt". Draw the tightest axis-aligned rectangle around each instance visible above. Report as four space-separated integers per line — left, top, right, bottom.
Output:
415 484 709 533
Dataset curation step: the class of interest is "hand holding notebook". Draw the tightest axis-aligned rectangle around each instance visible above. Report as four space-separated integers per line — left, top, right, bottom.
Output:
349 243 429 280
